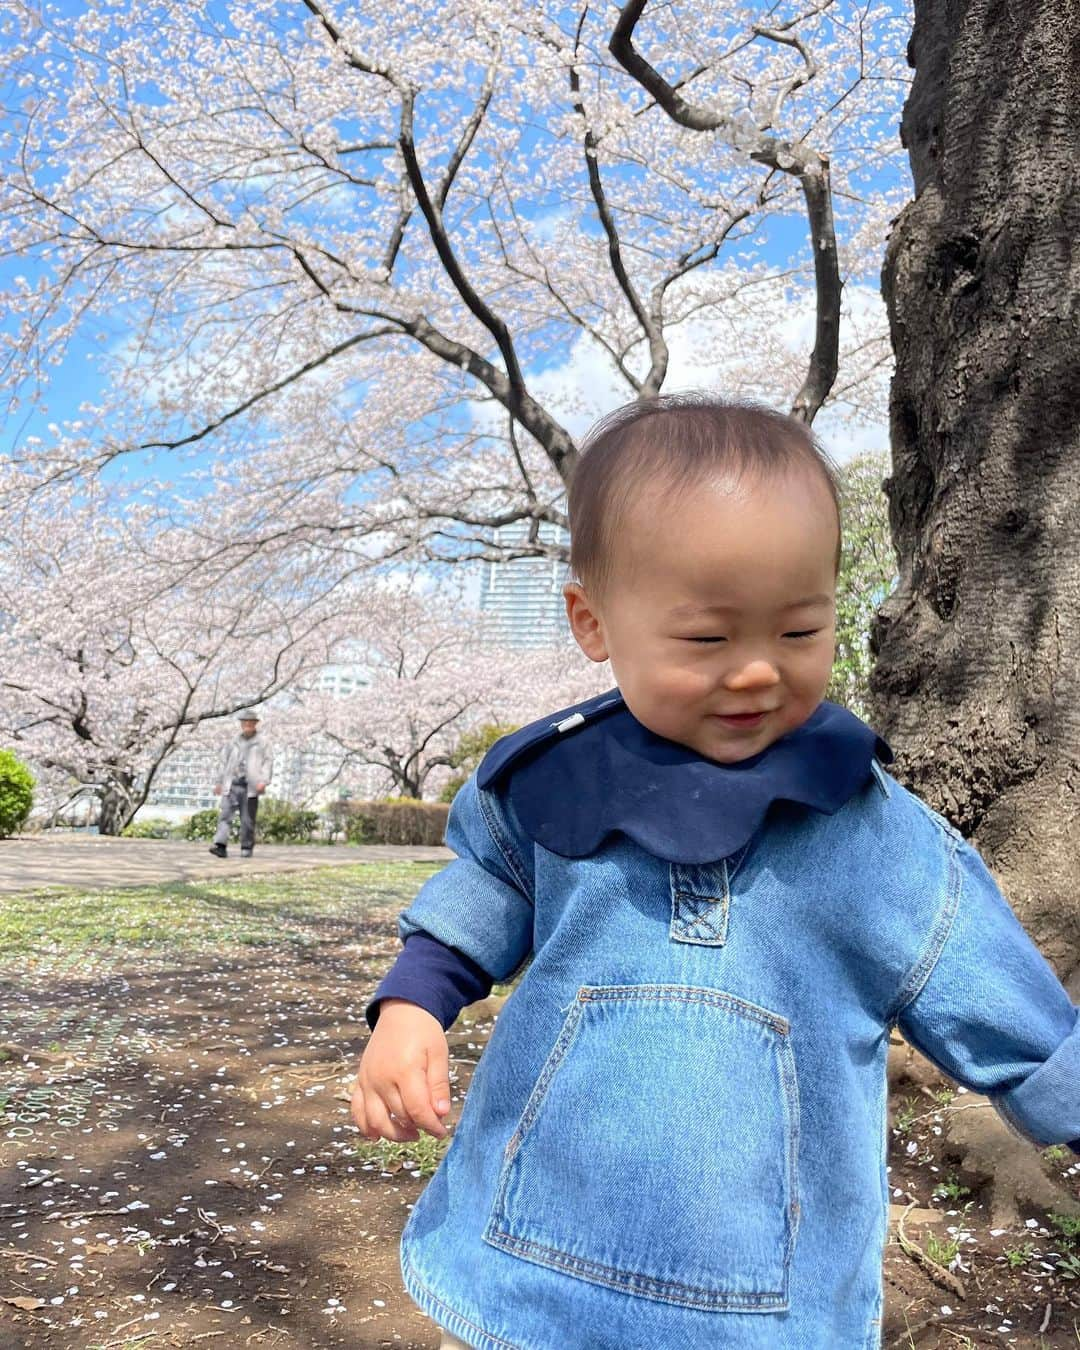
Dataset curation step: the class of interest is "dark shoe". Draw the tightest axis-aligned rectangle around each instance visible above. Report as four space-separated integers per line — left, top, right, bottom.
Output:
208 844 227 858
241 850 253 858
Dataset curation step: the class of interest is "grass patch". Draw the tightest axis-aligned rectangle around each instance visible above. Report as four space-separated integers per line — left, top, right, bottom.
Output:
930 1172 971 1203
1050 1212 1080 1246
892 1096 919 1133
353 1133 450 1177
923 1232 960 1267
0 862 440 963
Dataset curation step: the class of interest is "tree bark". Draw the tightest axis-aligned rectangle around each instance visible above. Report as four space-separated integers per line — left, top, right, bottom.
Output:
873 1 1080 981
97 778 135 836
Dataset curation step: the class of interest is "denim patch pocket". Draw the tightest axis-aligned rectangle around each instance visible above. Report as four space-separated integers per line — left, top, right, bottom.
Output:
482 984 800 1312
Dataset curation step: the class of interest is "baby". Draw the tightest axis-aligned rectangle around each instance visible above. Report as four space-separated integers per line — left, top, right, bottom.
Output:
353 395 1080 1350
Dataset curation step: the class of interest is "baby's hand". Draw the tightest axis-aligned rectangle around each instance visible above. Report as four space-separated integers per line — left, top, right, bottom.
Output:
352 999 452 1142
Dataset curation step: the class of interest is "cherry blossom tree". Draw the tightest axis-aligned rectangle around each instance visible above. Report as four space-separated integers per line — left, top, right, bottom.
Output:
276 585 610 800
0 485 349 832
0 0 909 574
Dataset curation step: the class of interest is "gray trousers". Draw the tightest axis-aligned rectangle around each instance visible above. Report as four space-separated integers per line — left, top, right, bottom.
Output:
213 779 259 851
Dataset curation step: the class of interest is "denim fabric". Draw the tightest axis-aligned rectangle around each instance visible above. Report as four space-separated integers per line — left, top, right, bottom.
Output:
397 768 1080 1350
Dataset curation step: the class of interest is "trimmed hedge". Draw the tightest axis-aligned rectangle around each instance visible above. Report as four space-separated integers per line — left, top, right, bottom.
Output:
0 750 34 837
341 799 449 846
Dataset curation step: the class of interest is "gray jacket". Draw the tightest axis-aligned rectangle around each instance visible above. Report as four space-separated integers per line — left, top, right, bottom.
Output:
217 734 273 797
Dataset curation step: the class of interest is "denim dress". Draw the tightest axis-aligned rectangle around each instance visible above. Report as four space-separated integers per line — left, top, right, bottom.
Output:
391 696 1080 1350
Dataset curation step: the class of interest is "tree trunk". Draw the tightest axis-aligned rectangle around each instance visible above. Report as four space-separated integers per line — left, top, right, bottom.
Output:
873 2 1080 982
97 779 135 836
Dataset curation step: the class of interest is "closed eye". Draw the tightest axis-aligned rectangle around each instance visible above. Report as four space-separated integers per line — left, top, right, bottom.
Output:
687 630 820 643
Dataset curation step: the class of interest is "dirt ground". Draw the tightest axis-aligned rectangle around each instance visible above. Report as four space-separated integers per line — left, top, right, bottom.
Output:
0 865 1077 1349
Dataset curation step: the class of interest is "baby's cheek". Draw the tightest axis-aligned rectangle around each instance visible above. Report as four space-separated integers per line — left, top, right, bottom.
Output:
663 668 713 706
778 698 819 739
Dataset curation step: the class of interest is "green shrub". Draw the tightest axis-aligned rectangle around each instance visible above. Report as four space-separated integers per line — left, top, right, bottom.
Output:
322 799 353 841
183 808 221 841
439 723 517 803
343 799 449 846
183 799 317 843
0 750 34 837
121 817 176 839
257 797 318 843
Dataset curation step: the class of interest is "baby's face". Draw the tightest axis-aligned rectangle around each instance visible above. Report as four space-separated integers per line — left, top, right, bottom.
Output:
566 470 838 764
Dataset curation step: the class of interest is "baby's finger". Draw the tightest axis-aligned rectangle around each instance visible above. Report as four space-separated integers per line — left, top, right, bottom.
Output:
349 1079 368 1136
426 1045 452 1120
399 1069 448 1139
366 1091 417 1143
384 1085 421 1141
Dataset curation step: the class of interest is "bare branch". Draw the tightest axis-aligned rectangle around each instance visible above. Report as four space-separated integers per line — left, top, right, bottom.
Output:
299 11 580 480
609 0 841 421
435 52 497 210
568 12 667 395
300 0 403 86
137 327 396 453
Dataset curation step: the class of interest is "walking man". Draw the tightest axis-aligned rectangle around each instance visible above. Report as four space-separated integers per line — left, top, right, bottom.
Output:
209 709 273 859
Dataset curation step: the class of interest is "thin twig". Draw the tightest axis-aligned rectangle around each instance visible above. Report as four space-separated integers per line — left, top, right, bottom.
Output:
252 1156 284 1183
21 1171 59 1190
903 1100 995 1130
41 1205 133 1222
895 1200 966 1299
0 1246 58 1265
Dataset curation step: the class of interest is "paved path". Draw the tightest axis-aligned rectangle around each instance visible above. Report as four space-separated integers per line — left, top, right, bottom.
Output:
0 834 452 893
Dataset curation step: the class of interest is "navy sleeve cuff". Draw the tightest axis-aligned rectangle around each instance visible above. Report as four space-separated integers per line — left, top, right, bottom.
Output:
365 930 495 1032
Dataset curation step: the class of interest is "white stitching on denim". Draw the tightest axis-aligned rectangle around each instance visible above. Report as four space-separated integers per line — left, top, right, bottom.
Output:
483 1228 788 1310
670 862 730 946
476 784 533 902
483 983 799 1311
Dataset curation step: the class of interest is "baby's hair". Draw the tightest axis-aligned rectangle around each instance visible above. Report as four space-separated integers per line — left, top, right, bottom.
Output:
567 393 843 593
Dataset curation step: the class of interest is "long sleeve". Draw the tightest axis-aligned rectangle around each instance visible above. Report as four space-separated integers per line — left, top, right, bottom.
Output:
895 835 1080 1153
365 931 494 1031
218 741 235 784
396 774 534 977
364 774 534 1031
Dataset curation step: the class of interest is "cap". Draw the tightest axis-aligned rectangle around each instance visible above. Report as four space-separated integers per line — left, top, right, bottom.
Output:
237 709 261 722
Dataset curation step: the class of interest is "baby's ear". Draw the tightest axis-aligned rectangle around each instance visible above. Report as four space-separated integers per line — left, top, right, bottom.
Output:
564 582 609 663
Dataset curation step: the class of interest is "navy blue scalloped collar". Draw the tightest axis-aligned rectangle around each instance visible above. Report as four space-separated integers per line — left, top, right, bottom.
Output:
477 690 892 864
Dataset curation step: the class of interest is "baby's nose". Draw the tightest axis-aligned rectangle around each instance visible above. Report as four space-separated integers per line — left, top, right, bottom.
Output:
724 659 781 687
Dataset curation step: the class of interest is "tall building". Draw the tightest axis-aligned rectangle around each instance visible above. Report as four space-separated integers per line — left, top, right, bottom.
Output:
145 742 220 815
478 519 572 648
